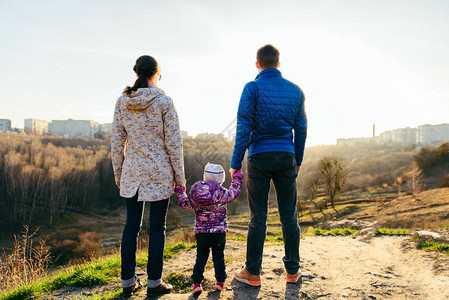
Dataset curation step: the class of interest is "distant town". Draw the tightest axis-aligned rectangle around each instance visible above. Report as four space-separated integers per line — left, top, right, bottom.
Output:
1 118 448 146
0 118 112 139
337 123 449 146
0 118 193 139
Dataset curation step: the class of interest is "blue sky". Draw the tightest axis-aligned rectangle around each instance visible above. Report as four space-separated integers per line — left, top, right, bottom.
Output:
1 0 448 146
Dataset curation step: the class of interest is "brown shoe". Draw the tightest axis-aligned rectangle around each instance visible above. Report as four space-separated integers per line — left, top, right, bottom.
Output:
234 268 261 286
286 270 302 283
122 277 143 297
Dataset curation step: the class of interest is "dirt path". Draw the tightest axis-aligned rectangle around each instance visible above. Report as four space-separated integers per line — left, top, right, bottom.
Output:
45 236 449 300
135 236 449 299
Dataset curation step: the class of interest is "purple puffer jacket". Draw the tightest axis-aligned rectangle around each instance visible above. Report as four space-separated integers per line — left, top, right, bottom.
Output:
175 172 243 233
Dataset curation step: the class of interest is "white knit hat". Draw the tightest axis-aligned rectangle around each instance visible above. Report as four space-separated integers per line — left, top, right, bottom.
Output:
204 162 225 184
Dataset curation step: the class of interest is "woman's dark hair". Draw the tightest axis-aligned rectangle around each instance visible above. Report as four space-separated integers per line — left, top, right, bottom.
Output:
125 55 158 95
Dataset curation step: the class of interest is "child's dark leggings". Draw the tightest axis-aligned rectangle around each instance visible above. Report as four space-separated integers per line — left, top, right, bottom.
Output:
192 232 227 283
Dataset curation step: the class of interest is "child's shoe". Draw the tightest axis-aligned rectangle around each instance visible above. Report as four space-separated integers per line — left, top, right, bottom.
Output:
192 283 203 294
214 281 224 290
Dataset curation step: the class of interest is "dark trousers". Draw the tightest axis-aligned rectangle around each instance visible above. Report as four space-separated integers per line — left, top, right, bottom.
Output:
121 193 169 283
245 151 300 275
192 233 227 283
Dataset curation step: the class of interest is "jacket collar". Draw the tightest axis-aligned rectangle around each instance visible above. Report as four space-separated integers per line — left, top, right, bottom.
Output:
255 68 282 79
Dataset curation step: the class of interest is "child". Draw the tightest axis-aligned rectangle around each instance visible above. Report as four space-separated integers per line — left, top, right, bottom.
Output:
175 163 243 293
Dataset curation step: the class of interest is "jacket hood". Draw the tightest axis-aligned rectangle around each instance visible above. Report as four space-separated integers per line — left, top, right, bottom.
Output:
192 181 222 207
122 86 165 110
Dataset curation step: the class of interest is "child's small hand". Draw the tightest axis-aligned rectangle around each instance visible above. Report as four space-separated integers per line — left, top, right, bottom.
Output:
230 168 241 178
174 186 185 193
174 182 185 189
232 171 243 180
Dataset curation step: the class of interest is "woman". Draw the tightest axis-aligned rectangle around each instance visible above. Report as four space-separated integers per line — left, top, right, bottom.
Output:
111 55 185 297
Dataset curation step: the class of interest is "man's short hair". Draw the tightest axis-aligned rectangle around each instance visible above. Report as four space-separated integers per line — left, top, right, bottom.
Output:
257 44 280 69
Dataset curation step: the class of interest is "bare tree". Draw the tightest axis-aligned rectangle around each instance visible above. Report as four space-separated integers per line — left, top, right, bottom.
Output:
28 167 45 225
318 156 347 209
404 161 423 200
307 170 321 201
393 176 403 198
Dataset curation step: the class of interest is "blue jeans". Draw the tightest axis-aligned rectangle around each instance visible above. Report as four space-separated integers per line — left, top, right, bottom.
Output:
245 152 300 275
121 193 169 288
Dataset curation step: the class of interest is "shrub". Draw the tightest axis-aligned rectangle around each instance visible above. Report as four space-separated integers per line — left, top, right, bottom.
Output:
49 229 102 265
175 228 196 244
328 228 357 236
417 240 449 255
439 174 449 188
305 226 357 236
376 228 409 236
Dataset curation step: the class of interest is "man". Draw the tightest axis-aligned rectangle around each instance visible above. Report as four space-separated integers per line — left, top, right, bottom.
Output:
230 44 307 286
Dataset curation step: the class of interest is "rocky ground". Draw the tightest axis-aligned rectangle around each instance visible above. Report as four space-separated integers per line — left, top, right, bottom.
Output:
46 232 449 300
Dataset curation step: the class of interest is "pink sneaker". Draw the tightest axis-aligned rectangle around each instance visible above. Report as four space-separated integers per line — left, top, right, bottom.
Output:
192 283 203 294
214 281 224 290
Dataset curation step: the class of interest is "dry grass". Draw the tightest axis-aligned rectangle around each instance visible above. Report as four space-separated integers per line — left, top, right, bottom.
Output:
0 226 51 292
347 188 449 229
139 227 196 252
49 228 103 265
174 228 196 243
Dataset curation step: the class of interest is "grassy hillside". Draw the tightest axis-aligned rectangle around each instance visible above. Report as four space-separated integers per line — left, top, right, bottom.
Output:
2 187 449 298
347 187 449 229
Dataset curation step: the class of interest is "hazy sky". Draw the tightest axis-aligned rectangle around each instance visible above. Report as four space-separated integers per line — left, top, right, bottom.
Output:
1 0 448 146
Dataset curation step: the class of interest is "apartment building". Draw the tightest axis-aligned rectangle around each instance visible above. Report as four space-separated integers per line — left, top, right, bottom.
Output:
417 124 449 145
0 119 12 132
24 119 50 135
379 131 393 143
98 123 112 135
338 123 449 146
48 119 97 138
336 137 375 146
392 127 417 144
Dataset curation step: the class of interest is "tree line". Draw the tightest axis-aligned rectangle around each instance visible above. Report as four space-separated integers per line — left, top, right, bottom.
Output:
0 134 119 230
0 133 240 233
1 132 447 234
300 142 449 210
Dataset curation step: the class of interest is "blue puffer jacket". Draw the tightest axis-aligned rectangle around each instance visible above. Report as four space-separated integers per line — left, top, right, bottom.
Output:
231 68 307 170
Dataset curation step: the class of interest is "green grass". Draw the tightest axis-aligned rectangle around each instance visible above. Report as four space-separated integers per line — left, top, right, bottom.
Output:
328 228 357 236
267 213 280 222
0 255 122 300
227 234 246 241
0 281 44 300
163 241 196 261
417 240 449 255
164 272 191 291
265 233 283 242
376 228 409 236
1 241 198 300
305 227 357 237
